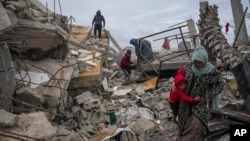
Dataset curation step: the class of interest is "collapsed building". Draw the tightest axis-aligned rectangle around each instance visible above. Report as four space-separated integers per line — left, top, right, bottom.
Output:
0 0 249 141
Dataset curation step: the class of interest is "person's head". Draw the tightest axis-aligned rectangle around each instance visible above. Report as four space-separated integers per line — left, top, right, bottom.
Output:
191 46 215 76
96 10 101 15
193 60 205 69
126 49 131 56
177 79 188 90
191 46 208 69
129 38 137 46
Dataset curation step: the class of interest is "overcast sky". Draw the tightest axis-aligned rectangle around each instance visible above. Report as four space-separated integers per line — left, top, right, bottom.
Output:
40 0 250 50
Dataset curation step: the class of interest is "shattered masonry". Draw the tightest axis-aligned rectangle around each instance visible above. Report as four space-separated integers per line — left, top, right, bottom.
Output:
0 0 248 141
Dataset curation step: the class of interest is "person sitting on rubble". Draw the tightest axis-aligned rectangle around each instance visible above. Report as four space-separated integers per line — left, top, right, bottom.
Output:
119 49 135 84
169 66 200 124
92 10 105 39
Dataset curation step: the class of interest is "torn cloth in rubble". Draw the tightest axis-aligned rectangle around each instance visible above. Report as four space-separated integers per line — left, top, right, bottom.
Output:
162 37 170 50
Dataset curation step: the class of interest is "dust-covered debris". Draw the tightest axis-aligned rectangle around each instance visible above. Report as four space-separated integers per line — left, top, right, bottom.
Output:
0 0 248 141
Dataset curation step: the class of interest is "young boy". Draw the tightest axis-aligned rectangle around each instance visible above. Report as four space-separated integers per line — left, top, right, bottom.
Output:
119 49 135 84
169 67 200 124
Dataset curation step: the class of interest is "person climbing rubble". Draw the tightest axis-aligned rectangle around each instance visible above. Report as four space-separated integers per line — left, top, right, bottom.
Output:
92 10 105 39
119 49 136 84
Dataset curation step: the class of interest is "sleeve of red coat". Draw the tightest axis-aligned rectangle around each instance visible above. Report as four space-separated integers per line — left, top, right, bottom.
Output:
175 88 195 103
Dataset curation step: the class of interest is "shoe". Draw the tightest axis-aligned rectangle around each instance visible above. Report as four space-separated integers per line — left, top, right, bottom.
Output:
171 117 178 124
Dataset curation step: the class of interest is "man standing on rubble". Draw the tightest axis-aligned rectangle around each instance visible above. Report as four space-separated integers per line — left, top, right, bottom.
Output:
92 10 105 39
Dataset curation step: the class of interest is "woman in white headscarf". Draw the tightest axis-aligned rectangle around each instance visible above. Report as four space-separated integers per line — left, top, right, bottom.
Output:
176 46 224 141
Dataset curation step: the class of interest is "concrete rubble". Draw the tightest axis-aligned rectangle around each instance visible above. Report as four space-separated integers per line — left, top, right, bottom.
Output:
0 0 248 141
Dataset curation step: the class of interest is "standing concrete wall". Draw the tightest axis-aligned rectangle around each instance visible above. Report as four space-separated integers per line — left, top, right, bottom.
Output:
187 19 199 48
230 0 248 45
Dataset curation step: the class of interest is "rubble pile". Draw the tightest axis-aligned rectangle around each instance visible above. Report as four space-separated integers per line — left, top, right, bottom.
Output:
0 0 243 141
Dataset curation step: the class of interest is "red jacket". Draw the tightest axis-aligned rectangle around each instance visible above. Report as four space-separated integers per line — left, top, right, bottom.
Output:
169 67 195 103
120 54 132 68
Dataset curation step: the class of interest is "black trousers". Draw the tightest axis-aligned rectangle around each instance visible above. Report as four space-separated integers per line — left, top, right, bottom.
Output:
94 24 102 38
169 101 179 116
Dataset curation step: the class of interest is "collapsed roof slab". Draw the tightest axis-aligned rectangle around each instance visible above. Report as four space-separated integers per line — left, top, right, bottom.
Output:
0 19 69 59
0 19 69 44
67 25 104 89
0 3 15 34
15 59 74 106
140 50 191 76
68 56 103 89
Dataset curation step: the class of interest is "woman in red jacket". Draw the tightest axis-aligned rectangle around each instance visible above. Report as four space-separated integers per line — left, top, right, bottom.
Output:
119 49 135 84
169 67 200 124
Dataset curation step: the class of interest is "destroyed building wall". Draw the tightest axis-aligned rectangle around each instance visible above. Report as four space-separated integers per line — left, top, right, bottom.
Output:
0 0 247 141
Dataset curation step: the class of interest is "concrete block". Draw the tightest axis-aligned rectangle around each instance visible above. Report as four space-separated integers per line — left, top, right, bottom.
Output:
111 89 132 99
76 110 88 122
99 104 107 113
130 118 155 135
80 125 96 134
45 96 60 108
154 102 166 111
121 99 131 107
0 109 17 127
91 113 105 126
83 99 101 110
74 91 93 105
16 87 43 106
10 112 56 139
135 86 145 96
161 92 170 100
71 105 81 114
106 102 116 111
155 111 171 119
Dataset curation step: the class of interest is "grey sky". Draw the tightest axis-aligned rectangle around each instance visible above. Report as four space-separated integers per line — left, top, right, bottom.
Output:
40 0 250 50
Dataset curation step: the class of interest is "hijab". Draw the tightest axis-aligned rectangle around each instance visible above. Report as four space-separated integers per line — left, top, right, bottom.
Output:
130 38 139 55
191 46 215 76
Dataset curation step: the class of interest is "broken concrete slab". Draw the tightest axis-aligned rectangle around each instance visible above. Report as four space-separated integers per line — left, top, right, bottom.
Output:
101 128 138 141
0 109 17 127
15 71 50 89
15 59 74 100
7 112 57 140
111 88 132 99
135 85 145 96
83 99 101 110
45 96 60 108
0 43 15 111
129 118 155 135
0 3 14 34
74 91 93 105
69 56 103 89
16 87 44 106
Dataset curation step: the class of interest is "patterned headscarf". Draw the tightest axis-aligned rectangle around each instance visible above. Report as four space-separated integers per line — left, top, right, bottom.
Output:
191 46 215 76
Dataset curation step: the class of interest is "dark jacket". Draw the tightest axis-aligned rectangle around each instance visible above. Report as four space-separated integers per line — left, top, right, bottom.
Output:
92 15 105 26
